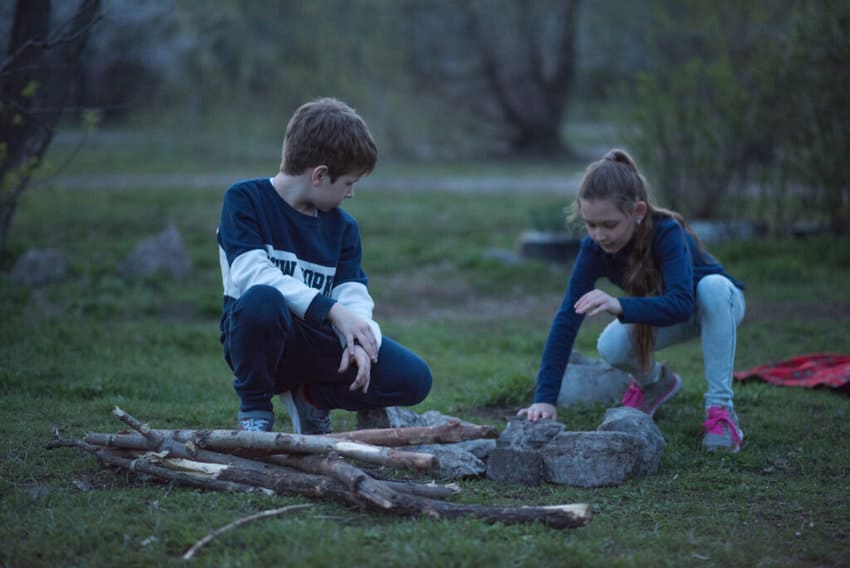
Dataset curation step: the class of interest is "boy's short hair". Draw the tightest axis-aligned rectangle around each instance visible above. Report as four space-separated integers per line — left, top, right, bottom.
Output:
280 98 377 181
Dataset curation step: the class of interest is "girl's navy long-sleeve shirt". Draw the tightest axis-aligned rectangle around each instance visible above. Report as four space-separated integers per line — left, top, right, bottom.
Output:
534 214 743 405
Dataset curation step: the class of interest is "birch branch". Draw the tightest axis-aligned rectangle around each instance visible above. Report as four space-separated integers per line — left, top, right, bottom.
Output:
327 419 499 445
182 504 312 561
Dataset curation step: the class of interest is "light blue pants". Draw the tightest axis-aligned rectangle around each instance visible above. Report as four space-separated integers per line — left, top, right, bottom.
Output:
597 274 746 410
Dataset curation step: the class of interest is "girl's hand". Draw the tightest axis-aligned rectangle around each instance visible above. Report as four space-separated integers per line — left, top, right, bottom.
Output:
574 289 623 317
339 344 372 393
517 402 557 422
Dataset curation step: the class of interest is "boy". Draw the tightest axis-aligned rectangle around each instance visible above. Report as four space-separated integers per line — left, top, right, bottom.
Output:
217 98 432 433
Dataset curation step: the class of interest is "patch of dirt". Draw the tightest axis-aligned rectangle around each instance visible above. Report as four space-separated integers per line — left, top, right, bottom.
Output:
374 263 563 323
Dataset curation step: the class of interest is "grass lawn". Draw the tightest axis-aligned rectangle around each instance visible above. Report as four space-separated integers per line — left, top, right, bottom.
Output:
1 170 849 566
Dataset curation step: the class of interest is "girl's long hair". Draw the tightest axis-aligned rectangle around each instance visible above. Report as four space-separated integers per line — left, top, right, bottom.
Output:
573 149 703 372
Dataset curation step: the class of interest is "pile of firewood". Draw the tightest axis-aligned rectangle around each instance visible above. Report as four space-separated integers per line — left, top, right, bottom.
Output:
47 407 591 530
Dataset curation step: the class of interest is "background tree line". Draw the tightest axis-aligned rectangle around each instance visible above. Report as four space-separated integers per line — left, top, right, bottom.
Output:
1 0 848 257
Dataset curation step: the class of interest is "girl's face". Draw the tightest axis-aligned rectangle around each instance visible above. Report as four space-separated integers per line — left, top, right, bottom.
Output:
579 198 646 254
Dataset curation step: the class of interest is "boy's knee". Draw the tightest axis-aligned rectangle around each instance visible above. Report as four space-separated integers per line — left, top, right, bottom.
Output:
232 285 288 329
402 358 433 406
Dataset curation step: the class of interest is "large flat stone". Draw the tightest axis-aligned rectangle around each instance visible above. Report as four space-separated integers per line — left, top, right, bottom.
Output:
597 407 665 477
486 448 544 485
557 352 632 407
543 431 645 488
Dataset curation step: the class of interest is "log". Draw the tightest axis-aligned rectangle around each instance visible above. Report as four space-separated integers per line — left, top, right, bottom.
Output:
52 435 591 528
89 428 435 471
49 408 593 529
47 439 275 496
327 420 499 446
189 430 435 471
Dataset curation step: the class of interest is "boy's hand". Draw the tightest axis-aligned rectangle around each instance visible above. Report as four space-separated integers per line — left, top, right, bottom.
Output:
328 303 379 362
339 344 371 393
517 402 557 422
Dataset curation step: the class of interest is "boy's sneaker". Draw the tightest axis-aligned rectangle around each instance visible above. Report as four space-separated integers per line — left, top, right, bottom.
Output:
621 364 682 417
280 386 331 435
237 416 273 432
701 406 744 453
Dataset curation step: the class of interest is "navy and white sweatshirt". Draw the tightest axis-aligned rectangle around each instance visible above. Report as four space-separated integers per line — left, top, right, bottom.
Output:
217 177 381 346
534 214 743 405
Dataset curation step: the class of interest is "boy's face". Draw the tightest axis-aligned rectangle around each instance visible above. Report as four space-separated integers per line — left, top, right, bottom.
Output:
312 168 363 211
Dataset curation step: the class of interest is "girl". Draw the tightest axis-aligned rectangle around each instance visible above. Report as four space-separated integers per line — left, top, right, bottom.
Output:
518 149 746 453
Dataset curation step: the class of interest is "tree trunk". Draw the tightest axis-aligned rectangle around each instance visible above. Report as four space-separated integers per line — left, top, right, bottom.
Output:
0 0 100 257
462 0 580 156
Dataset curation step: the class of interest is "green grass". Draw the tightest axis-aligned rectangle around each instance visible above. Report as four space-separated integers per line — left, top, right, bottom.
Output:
1 176 849 566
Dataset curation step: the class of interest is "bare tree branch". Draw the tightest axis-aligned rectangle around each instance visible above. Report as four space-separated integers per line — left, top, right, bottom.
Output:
182 504 313 561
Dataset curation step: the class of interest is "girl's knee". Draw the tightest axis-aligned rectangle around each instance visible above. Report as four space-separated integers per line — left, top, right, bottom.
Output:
597 325 633 367
697 274 733 298
697 274 741 315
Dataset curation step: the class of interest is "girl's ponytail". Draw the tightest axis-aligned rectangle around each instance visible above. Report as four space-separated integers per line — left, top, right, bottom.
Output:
578 149 658 373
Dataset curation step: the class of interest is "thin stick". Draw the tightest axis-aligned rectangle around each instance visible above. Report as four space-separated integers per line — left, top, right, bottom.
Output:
182 504 312 561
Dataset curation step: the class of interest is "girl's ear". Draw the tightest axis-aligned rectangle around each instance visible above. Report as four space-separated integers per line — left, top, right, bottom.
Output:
635 200 648 222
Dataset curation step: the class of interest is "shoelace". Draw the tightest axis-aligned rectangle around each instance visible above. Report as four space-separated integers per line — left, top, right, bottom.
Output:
239 417 271 431
702 407 742 445
621 382 645 409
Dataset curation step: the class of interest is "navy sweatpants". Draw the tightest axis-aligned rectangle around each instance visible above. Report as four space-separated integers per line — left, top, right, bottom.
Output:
221 285 432 414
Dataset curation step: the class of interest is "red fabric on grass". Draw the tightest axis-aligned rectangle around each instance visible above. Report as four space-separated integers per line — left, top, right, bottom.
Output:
733 353 850 390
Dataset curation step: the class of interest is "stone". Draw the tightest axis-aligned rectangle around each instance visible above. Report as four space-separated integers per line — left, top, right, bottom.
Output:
542 431 645 488
557 351 632 407
486 448 544 485
11 248 69 287
119 225 192 279
518 230 581 263
597 407 666 477
486 418 563 485
541 407 666 487
689 219 766 244
495 417 565 450
410 443 488 479
453 438 497 460
356 407 475 430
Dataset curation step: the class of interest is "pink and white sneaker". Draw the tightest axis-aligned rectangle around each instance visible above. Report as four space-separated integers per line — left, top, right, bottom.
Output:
621 364 682 417
701 406 744 453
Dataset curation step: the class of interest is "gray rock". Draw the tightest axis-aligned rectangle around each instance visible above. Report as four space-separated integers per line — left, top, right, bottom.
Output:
689 219 765 244
486 448 544 485
119 225 192 279
356 407 474 430
557 351 632 407
495 417 564 450
541 408 666 487
410 443 488 479
597 407 666 477
486 418 563 485
453 438 497 460
542 431 645 488
482 247 522 265
11 249 68 287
